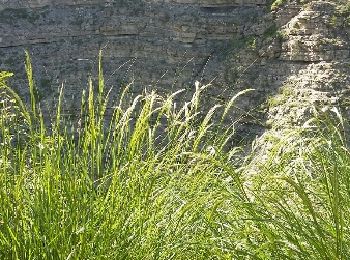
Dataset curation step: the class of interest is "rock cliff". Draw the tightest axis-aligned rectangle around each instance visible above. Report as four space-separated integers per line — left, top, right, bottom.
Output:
0 0 349 142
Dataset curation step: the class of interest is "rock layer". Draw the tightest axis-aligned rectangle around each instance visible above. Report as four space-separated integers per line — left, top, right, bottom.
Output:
0 0 349 142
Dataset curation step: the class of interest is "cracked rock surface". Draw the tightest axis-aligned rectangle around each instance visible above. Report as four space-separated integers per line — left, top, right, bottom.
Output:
0 0 349 143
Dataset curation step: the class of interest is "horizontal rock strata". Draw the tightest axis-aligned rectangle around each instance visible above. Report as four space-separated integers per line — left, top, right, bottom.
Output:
0 0 349 143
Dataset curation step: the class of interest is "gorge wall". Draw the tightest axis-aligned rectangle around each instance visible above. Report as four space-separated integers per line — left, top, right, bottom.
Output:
0 0 349 142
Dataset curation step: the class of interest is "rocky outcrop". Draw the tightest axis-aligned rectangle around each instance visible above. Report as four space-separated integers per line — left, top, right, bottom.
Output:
266 0 350 129
0 0 349 143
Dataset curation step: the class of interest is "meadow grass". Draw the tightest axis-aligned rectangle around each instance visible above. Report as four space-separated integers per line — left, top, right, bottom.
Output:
0 53 349 259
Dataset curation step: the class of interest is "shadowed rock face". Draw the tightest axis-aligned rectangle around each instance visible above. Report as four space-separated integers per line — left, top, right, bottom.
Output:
0 0 349 142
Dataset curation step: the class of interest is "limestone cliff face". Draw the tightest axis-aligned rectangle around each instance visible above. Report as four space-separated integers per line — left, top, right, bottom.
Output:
0 0 349 142
266 0 350 130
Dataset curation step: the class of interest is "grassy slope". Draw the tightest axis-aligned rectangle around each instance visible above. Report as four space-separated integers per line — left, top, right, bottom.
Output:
0 55 349 259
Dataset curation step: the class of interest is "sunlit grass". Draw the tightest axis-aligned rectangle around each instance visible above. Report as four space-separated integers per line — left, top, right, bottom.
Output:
0 53 349 259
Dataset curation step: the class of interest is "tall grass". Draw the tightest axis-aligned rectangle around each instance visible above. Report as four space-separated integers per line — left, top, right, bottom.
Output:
0 53 350 259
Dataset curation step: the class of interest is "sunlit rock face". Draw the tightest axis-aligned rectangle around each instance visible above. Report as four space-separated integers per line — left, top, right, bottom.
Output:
0 0 349 142
265 1 350 130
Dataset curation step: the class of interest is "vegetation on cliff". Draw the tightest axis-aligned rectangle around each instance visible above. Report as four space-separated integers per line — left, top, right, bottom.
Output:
0 55 349 259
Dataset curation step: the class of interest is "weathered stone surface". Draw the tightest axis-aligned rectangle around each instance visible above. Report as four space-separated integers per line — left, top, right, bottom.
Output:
0 0 349 143
265 0 350 130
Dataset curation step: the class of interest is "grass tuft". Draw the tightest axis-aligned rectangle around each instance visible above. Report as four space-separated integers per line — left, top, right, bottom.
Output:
0 53 350 259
